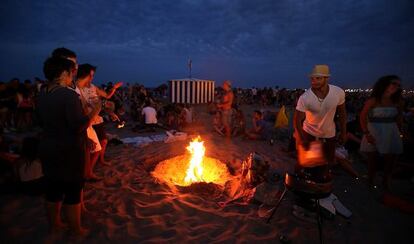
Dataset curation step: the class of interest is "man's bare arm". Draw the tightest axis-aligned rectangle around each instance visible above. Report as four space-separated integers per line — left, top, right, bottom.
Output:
293 109 306 146
96 82 123 99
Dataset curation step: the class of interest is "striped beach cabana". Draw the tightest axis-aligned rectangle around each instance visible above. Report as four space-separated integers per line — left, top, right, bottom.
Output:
169 78 215 104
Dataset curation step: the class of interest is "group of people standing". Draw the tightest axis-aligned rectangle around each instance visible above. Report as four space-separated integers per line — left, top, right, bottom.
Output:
214 64 405 192
36 47 123 236
32 47 406 238
293 65 404 190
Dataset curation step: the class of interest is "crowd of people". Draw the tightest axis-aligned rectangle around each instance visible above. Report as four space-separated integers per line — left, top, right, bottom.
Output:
1 48 414 238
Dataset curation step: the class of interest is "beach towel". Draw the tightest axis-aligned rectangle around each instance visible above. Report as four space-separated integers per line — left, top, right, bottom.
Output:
121 135 166 147
164 131 187 143
121 136 154 147
275 106 288 128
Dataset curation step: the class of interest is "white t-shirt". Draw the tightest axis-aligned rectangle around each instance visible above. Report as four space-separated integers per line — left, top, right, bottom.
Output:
142 106 157 124
296 84 345 138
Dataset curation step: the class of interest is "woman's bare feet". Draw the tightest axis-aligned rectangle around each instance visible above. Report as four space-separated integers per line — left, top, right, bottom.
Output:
69 226 90 237
85 174 102 182
99 160 110 166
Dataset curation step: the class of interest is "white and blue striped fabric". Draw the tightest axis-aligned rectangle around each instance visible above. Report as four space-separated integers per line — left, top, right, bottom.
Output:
169 78 215 104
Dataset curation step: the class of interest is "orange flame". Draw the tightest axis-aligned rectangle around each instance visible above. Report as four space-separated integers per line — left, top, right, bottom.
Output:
151 136 230 187
184 137 205 184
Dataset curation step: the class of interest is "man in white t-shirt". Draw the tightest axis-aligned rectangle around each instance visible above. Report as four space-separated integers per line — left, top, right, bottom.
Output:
294 64 347 169
141 101 157 125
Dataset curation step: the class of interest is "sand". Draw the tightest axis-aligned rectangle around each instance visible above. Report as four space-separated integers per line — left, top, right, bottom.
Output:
1 104 413 243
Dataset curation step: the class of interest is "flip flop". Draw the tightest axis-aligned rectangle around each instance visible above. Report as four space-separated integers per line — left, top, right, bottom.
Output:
332 199 352 218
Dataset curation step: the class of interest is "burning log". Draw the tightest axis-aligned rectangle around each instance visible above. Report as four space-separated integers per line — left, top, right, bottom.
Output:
241 152 270 188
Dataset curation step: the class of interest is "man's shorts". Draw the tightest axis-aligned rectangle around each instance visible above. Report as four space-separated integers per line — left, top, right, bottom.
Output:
45 178 84 205
92 123 107 141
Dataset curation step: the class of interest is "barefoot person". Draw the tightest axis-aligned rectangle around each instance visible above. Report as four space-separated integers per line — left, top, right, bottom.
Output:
217 80 234 138
360 75 404 190
76 64 103 181
294 65 347 179
36 56 100 236
79 64 123 165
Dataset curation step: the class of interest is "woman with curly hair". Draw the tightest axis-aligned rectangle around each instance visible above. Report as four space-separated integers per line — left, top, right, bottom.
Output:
360 75 404 190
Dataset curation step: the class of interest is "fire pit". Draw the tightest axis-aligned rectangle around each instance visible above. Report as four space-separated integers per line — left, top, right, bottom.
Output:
151 137 231 187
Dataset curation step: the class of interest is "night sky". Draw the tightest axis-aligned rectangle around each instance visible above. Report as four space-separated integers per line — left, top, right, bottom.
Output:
1 0 413 88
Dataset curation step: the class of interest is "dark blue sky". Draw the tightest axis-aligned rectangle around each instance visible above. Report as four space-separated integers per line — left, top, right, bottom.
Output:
1 0 413 88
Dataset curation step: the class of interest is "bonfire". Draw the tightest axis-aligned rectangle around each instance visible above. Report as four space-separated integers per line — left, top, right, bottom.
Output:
152 136 230 187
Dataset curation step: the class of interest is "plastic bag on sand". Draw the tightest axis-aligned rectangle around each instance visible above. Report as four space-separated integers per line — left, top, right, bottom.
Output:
164 130 187 143
335 146 349 159
319 193 352 218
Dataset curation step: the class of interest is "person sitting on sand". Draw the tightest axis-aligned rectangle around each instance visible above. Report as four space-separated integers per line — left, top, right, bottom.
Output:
142 100 158 131
245 110 271 140
15 137 45 195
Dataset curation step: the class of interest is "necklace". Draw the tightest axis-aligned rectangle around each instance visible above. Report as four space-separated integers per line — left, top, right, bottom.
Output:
312 87 328 107
317 96 324 104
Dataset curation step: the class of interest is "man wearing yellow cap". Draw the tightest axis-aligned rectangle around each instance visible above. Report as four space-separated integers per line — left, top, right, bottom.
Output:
294 65 347 171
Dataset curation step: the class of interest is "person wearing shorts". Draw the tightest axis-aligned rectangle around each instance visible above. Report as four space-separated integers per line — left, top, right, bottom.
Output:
37 50 100 236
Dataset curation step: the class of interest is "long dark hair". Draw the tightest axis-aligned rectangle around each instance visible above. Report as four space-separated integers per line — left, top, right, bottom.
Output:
371 75 402 104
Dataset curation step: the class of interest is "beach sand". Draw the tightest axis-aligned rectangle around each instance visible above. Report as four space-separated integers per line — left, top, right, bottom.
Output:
1 104 413 243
